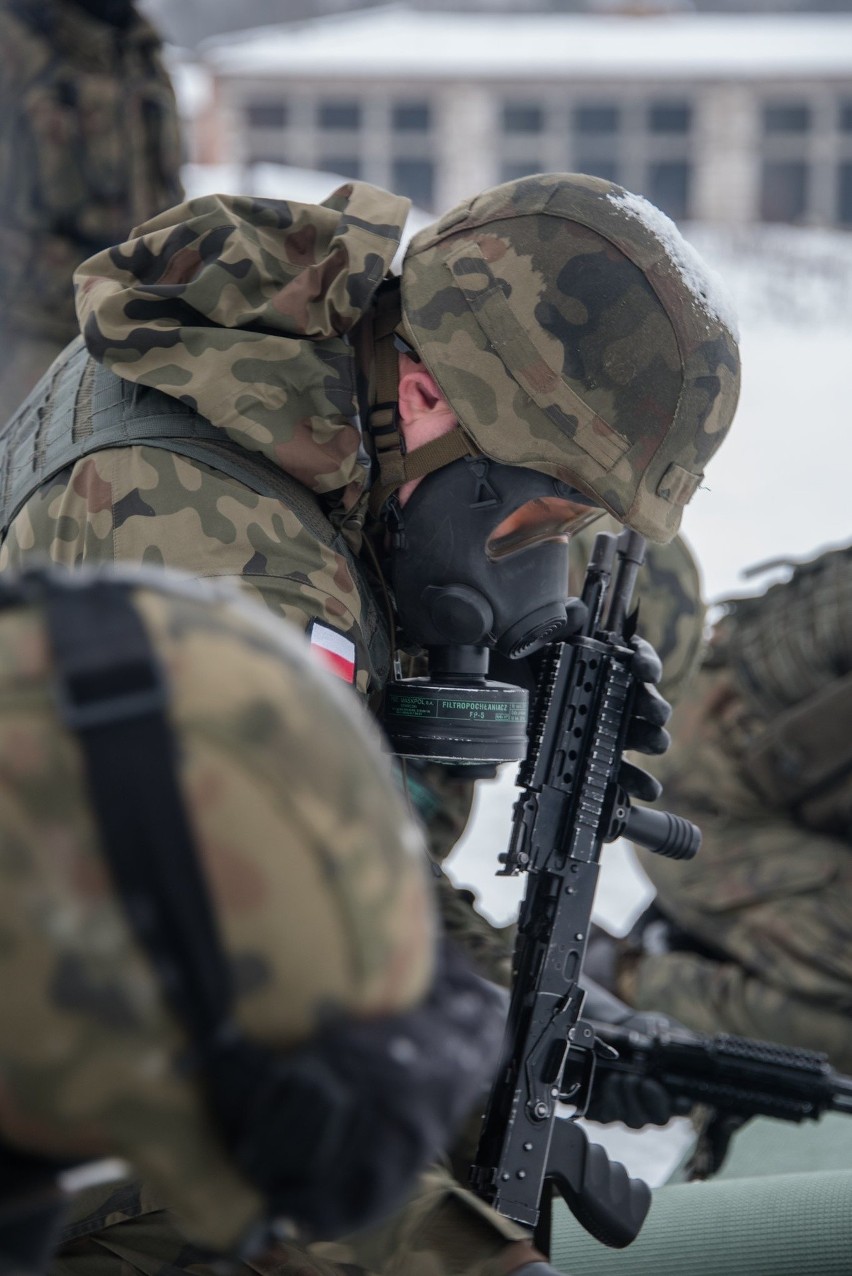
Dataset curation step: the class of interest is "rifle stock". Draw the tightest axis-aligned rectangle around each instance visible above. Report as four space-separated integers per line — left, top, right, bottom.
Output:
471 529 700 1250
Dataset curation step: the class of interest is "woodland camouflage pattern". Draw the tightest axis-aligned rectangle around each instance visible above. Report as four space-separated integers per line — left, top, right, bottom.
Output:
625 543 852 1070
0 0 183 344
402 173 741 543
0 177 737 1274
0 569 434 1253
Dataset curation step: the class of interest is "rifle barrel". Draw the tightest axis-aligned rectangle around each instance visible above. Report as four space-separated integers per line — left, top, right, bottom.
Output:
830 1073 852 1114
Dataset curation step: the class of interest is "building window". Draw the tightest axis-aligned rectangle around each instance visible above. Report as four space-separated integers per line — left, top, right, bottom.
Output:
648 101 692 134
502 103 544 134
760 160 809 222
391 158 434 208
318 100 362 130
840 100 852 132
245 101 288 129
838 163 852 225
574 104 620 135
318 156 362 179
500 160 546 183
763 103 811 134
647 161 691 220
392 100 431 132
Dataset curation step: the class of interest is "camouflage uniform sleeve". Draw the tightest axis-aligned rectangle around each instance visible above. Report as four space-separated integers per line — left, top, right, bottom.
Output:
627 658 852 1069
0 446 386 698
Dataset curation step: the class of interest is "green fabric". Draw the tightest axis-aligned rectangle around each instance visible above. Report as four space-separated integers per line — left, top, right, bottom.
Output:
550 1169 852 1275
715 1112 852 1180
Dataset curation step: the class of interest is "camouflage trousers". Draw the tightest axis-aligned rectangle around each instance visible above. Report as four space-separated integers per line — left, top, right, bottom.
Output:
628 811 852 1073
52 1167 535 1276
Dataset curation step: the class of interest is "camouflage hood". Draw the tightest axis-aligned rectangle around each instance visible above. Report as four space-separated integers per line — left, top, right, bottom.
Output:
401 174 741 543
73 183 411 517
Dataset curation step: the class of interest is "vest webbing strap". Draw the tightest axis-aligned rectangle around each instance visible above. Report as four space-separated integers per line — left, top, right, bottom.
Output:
365 281 478 516
367 280 406 508
367 429 477 516
43 580 232 1046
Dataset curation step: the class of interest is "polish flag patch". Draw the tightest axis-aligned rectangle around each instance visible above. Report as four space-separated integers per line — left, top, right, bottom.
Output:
308 621 357 684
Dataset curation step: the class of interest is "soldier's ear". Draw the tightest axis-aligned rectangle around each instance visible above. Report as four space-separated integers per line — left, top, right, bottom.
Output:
397 363 451 427
395 358 458 505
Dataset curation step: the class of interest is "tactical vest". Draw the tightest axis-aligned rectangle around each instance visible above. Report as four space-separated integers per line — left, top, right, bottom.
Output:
0 339 390 679
714 545 852 836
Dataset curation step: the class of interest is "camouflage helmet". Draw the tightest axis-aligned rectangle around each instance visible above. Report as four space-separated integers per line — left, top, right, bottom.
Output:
0 564 434 1252
399 173 741 544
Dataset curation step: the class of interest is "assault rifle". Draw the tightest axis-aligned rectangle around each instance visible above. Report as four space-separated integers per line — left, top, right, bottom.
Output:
591 1017 852 1176
471 528 702 1251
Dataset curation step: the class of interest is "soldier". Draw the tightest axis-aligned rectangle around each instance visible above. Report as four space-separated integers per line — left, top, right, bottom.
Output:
602 542 852 1074
0 561 504 1273
0 0 183 420
0 173 741 1275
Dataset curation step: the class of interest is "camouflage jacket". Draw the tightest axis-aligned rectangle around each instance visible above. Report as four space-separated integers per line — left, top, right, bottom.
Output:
0 185 536 1261
643 542 852 842
635 544 852 1047
0 185 414 700
0 0 183 343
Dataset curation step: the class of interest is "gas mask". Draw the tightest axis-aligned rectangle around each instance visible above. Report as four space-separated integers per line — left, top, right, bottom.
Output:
382 456 601 765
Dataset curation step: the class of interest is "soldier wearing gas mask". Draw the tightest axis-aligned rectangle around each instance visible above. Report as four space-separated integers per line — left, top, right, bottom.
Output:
0 173 740 1276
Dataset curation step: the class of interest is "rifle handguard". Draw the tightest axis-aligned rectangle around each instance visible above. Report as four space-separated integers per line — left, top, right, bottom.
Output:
617 803 700 860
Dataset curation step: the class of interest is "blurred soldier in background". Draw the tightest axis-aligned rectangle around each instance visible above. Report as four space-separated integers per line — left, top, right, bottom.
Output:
597 542 852 1074
0 0 183 421
0 173 741 1276
0 562 503 1274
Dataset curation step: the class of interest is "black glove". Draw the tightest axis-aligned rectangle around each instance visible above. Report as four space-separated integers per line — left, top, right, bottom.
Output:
581 981 679 1129
619 635 671 801
585 1066 674 1129
492 630 671 802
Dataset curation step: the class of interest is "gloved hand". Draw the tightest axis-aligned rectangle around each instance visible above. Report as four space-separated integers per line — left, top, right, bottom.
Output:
619 635 672 801
585 1066 674 1129
492 628 671 802
581 981 681 1129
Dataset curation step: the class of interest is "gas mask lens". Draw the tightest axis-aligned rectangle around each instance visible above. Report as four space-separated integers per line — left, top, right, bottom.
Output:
486 496 604 561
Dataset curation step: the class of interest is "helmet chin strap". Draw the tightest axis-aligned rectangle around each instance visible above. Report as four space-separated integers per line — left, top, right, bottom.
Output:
366 280 477 518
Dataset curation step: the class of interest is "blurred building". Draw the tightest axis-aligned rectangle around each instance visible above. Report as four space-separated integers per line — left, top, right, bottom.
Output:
140 0 852 50
187 7 852 227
